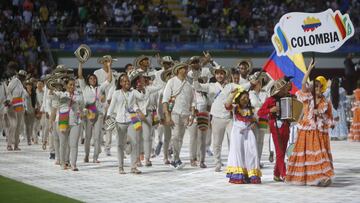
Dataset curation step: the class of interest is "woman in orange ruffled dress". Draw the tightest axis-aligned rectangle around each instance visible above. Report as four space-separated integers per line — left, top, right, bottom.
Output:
285 60 334 187
348 81 360 141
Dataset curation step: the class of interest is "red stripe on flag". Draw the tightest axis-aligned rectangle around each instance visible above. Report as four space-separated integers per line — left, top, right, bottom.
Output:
263 59 285 80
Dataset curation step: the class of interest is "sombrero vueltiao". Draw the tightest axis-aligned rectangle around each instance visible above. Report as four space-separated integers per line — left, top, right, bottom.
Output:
211 65 230 78
236 59 253 74
97 55 118 64
134 55 150 69
172 62 189 76
160 68 173 82
128 69 143 83
270 78 288 96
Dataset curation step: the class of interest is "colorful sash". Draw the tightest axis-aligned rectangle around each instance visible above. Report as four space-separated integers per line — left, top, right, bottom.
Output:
197 112 209 131
151 110 160 126
86 102 98 123
59 108 70 132
258 117 269 129
86 88 99 123
12 97 24 112
130 112 142 131
58 94 74 133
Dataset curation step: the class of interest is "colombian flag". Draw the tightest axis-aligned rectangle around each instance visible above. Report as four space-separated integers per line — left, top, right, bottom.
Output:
263 51 306 94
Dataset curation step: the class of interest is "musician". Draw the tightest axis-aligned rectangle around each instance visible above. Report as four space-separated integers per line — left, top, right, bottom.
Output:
286 60 334 186
163 62 195 169
78 60 112 163
5 66 27 151
257 78 291 181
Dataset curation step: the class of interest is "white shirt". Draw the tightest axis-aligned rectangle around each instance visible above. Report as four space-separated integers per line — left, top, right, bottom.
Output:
36 89 44 109
239 76 251 90
193 81 239 119
107 89 144 123
0 82 7 112
53 91 84 126
93 68 115 96
135 85 162 115
162 76 194 116
7 77 26 100
24 91 35 113
194 91 208 112
187 67 213 84
249 90 268 118
78 79 109 114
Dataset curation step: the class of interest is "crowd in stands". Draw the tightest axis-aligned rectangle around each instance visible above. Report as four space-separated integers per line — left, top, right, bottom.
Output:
185 0 360 43
1 0 359 76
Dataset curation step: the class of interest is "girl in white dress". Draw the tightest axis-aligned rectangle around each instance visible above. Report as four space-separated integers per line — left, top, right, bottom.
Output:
224 88 261 184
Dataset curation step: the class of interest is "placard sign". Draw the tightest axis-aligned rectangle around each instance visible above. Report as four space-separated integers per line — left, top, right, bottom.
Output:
272 9 354 56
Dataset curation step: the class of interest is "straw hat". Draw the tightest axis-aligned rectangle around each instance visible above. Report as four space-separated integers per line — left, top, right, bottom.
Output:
160 68 173 82
211 65 230 78
142 71 155 80
53 65 74 75
17 70 27 77
236 59 253 74
97 55 117 64
187 56 201 64
128 69 143 83
172 62 189 75
270 78 288 96
162 56 174 64
315 76 327 93
248 71 270 86
134 55 150 68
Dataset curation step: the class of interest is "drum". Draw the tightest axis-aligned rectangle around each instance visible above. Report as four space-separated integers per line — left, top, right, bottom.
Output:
279 97 303 122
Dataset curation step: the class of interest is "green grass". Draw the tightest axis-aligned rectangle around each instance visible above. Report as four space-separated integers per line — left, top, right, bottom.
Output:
0 176 82 203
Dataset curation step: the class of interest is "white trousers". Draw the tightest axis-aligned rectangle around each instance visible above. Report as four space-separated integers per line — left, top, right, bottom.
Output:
116 123 140 169
211 117 232 166
57 125 80 167
84 114 104 160
171 113 189 162
7 110 24 147
187 122 207 162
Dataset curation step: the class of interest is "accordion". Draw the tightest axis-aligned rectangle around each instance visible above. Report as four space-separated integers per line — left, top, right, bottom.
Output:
278 97 303 122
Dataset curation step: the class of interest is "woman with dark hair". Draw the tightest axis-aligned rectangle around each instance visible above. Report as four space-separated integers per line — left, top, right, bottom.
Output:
324 78 348 140
51 77 84 171
107 73 145 174
129 70 162 167
78 61 112 163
